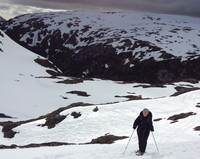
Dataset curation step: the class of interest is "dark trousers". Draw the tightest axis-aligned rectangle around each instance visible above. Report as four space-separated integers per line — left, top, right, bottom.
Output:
137 129 150 153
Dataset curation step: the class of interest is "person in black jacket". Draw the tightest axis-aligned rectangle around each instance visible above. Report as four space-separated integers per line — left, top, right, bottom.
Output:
133 108 154 156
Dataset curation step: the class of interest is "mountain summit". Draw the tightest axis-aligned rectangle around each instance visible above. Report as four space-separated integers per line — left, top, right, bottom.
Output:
1 11 200 83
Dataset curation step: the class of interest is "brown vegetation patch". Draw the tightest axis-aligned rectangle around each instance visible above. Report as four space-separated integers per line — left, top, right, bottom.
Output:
170 120 178 124
0 113 12 118
169 28 180 33
0 134 128 149
133 84 166 88
133 84 150 88
1 122 20 138
20 142 74 148
35 76 62 79
170 78 199 84
66 91 91 97
46 70 63 76
127 92 136 94
34 58 57 70
0 144 17 149
115 95 143 101
0 142 74 149
66 102 93 109
40 114 67 129
60 95 68 99
171 86 200 96
154 118 162 122
150 84 166 88
194 126 200 131
56 77 94 84
196 103 200 108
56 78 84 84
167 112 196 123
4 130 18 138
93 106 99 112
34 58 64 77
87 134 128 144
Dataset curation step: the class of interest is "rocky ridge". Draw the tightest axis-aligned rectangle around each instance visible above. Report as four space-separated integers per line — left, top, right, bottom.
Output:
1 11 200 83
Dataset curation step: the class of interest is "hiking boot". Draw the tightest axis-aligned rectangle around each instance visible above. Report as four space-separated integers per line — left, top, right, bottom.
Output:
136 151 144 156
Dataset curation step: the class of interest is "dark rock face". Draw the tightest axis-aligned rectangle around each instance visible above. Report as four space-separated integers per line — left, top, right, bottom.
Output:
1 12 200 84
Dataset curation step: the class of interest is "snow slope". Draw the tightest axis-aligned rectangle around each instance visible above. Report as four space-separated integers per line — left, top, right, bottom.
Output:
0 30 160 120
1 142 200 159
0 29 200 158
1 90 200 145
0 84 200 159
2 29 198 121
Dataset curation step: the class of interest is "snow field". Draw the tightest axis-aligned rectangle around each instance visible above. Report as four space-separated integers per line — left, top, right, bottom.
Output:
1 89 200 146
1 140 200 159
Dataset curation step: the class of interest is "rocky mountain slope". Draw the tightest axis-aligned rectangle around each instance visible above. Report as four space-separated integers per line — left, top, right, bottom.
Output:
1 28 200 159
1 11 200 83
0 16 6 26
4 28 196 121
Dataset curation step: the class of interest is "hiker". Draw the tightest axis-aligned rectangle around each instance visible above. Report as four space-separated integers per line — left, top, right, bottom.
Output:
133 108 154 156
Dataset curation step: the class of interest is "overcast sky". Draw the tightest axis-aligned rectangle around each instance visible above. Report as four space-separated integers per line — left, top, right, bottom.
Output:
1 0 200 19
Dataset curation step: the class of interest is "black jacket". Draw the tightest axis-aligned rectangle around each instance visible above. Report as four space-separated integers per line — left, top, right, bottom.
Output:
133 111 154 131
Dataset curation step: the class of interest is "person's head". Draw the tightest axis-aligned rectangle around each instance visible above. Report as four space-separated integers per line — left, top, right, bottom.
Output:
142 108 149 117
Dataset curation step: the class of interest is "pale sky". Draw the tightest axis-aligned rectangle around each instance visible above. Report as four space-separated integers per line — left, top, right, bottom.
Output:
1 0 200 20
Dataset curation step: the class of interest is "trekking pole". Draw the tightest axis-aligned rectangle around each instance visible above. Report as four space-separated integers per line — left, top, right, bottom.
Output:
123 129 135 155
151 132 159 153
